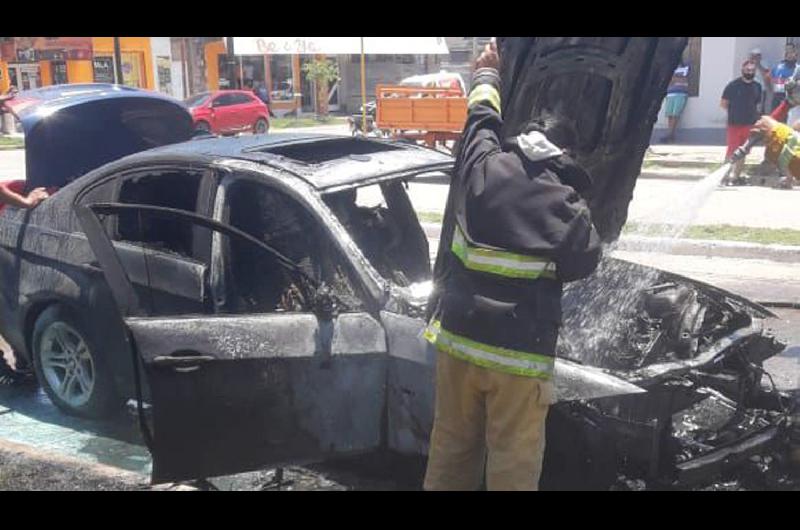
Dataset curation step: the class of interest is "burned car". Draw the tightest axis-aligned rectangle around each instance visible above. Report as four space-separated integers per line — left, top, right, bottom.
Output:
0 51 794 489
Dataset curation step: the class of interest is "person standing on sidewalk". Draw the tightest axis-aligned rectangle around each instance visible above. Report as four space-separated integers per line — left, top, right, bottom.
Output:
423 41 602 491
721 60 762 185
749 48 771 113
770 43 797 114
661 59 691 143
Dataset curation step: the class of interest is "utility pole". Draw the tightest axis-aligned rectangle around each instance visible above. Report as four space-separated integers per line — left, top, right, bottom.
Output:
226 37 236 88
113 37 124 85
180 38 189 98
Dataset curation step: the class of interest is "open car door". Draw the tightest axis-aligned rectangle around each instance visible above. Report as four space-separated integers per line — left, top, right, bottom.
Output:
75 202 387 483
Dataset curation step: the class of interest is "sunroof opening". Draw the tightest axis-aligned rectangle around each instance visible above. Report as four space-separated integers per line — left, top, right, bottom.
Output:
259 138 402 165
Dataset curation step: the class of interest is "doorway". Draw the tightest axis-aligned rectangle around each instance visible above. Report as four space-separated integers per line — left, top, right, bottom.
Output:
7 63 41 90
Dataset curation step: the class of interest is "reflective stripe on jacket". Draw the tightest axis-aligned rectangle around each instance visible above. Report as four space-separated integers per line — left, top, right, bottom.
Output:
451 225 557 280
424 320 555 379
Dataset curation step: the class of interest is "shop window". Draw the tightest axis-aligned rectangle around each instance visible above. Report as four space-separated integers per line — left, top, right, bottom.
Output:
92 54 144 87
216 54 266 90
121 52 145 88
352 54 416 64
93 56 115 83
269 55 294 101
156 56 172 95
51 61 68 85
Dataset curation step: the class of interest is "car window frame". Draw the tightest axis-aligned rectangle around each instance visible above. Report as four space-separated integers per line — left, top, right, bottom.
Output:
214 170 380 315
211 93 237 108
230 93 255 106
75 163 219 265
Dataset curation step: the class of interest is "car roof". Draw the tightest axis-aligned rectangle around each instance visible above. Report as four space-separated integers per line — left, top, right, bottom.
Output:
131 134 453 191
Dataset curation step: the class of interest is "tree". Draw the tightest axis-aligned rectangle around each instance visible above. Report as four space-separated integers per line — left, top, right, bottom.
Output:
302 58 339 119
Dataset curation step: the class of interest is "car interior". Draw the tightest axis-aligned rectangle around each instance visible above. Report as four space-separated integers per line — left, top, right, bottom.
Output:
222 179 362 315
323 181 431 287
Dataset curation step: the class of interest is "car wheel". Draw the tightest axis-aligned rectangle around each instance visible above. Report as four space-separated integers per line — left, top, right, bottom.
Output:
254 118 269 134
194 121 211 134
32 305 123 418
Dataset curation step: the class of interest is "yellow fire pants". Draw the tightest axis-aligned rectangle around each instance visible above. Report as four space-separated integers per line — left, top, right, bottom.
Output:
424 350 554 491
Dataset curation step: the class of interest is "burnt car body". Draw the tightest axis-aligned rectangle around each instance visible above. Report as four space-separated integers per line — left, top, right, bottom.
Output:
0 60 793 489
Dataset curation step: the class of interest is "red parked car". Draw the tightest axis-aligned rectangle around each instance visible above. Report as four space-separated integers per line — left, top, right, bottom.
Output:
185 90 270 135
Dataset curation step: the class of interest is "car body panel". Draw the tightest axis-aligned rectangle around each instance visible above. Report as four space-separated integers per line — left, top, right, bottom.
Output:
75 201 389 482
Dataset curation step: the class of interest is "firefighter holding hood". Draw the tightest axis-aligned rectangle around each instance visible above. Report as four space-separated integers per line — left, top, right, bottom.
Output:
423 40 603 490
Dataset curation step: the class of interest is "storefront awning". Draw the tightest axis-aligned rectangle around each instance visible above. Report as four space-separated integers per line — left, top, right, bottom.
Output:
231 37 449 56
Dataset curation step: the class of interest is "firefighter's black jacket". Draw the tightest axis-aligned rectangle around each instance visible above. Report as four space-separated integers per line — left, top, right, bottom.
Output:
428 68 602 366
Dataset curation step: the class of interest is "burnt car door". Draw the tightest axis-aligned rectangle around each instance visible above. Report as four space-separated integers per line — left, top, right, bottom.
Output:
75 202 387 484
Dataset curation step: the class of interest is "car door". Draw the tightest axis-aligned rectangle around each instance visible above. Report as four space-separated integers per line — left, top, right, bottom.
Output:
231 94 260 131
230 93 257 131
209 94 238 133
75 202 388 484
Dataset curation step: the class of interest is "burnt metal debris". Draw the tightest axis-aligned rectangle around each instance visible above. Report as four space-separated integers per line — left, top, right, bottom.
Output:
0 43 796 489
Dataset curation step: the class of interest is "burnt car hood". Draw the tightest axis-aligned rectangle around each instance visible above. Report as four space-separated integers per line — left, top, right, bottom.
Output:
6 83 192 190
497 37 688 241
558 257 782 384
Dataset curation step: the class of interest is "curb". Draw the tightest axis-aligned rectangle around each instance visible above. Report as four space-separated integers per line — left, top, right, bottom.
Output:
616 235 800 264
639 167 782 182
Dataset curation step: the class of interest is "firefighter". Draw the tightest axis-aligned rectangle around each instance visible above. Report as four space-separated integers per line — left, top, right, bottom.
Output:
752 114 800 181
423 41 602 491
751 79 800 186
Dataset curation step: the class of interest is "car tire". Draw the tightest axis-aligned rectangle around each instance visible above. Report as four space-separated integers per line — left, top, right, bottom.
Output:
31 305 123 419
254 118 269 135
194 121 211 134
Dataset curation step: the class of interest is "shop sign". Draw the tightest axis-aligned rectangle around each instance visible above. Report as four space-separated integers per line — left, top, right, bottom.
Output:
93 57 115 83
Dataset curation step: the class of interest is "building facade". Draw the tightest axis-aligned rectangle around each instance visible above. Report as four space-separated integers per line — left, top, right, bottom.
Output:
0 37 183 97
198 38 448 115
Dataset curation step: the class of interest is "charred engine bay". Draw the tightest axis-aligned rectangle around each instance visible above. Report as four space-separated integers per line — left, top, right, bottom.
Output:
542 258 796 490
559 259 779 372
